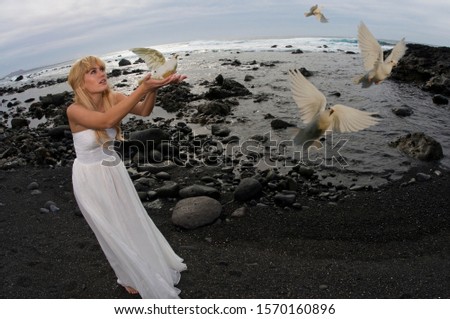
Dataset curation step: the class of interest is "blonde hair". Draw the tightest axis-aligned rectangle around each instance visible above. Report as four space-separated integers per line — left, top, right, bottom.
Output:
67 56 122 143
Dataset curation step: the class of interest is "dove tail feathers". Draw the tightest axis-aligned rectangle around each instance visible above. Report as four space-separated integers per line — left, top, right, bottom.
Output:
352 75 362 84
292 128 317 150
353 74 372 88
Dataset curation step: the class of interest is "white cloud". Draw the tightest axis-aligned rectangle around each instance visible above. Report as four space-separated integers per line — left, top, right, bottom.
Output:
0 0 449 75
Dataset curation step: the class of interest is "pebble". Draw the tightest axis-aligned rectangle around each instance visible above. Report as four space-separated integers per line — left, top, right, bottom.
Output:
328 202 338 207
200 176 216 183
349 185 365 191
231 207 247 218
146 190 158 201
155 172 171 180
44 200 60 213
27 182 39 190
179 184 220 200
273 193 296 206
143 199 163 210
416 173 431 182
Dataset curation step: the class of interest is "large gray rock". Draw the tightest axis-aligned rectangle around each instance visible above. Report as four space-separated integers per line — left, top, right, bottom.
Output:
204 76 252 100
389 132 443 161
211 124 231 137
11 118 29 129
172 196 222 229
197 101 231 116
432 94 449 105
129 128 171 150
155 181 179 198
234 177 262 201
391 105 414 117
47 125 71 139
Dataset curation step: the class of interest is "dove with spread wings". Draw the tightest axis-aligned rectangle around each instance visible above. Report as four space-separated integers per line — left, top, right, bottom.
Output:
131 47 179 80
288 69 379 149
304 4 328 23
354 22 407 88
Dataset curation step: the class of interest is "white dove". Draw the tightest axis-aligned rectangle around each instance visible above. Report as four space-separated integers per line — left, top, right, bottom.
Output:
304 4 328 23
354 21 407 88
130 47 178 80
288 69 379 149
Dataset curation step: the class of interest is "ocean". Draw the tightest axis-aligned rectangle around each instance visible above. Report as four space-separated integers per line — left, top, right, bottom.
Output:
0 37 396 85
1 37 449 186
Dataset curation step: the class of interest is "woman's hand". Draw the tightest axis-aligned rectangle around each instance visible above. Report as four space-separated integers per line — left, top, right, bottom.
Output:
167 73 188 84
141 73 187 92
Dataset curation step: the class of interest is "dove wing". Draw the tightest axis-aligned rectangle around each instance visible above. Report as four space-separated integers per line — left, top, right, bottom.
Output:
288 69 327 124
130 48 166 70
385 38 407 63
358 22 383 71
318 13 328 23
329 104 379 133
305 4 317 16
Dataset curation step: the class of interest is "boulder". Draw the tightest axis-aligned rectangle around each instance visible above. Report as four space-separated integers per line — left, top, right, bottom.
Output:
197 101 231 116
39 91 71 108
204 76 251 99
389 132 443 161
118 58 131 67
271 118 295 129
234 177 262 201
48 125 71 139
392 105 414 117
172 196 222 229
432 94 449 105
11 118 29 129
211 124 231 137
155 181 179 198
129 128 171 150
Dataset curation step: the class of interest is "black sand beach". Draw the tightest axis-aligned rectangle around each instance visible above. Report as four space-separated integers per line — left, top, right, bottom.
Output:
0 163 449 299
1 43 450 299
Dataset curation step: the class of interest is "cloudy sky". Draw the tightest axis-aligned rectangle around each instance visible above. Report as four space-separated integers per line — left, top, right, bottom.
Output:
1 0 449 77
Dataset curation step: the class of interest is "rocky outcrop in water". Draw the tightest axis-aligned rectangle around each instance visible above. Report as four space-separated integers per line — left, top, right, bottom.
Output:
390 43 450 96
203 74 252 99
389 132 444 161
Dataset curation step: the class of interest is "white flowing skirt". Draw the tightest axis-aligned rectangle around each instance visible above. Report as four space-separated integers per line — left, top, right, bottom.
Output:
72 158 186 298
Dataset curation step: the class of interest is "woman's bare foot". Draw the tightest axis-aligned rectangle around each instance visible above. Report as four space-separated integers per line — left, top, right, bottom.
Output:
124 286 139 294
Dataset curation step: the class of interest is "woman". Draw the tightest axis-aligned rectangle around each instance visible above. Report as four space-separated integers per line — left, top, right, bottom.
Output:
66 56 187 298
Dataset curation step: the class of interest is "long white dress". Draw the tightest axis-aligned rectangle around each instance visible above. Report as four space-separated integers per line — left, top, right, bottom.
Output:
71 128 186 298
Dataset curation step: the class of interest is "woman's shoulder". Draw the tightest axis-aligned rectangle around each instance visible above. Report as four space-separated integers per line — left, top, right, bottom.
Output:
66 102 77 113
66 103 84 114
112 91 126 103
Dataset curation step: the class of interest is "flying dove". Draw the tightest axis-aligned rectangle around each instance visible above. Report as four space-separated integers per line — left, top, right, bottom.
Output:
130 47 179 81
304 4 328 23
288 69 379 149
354 21 407 88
